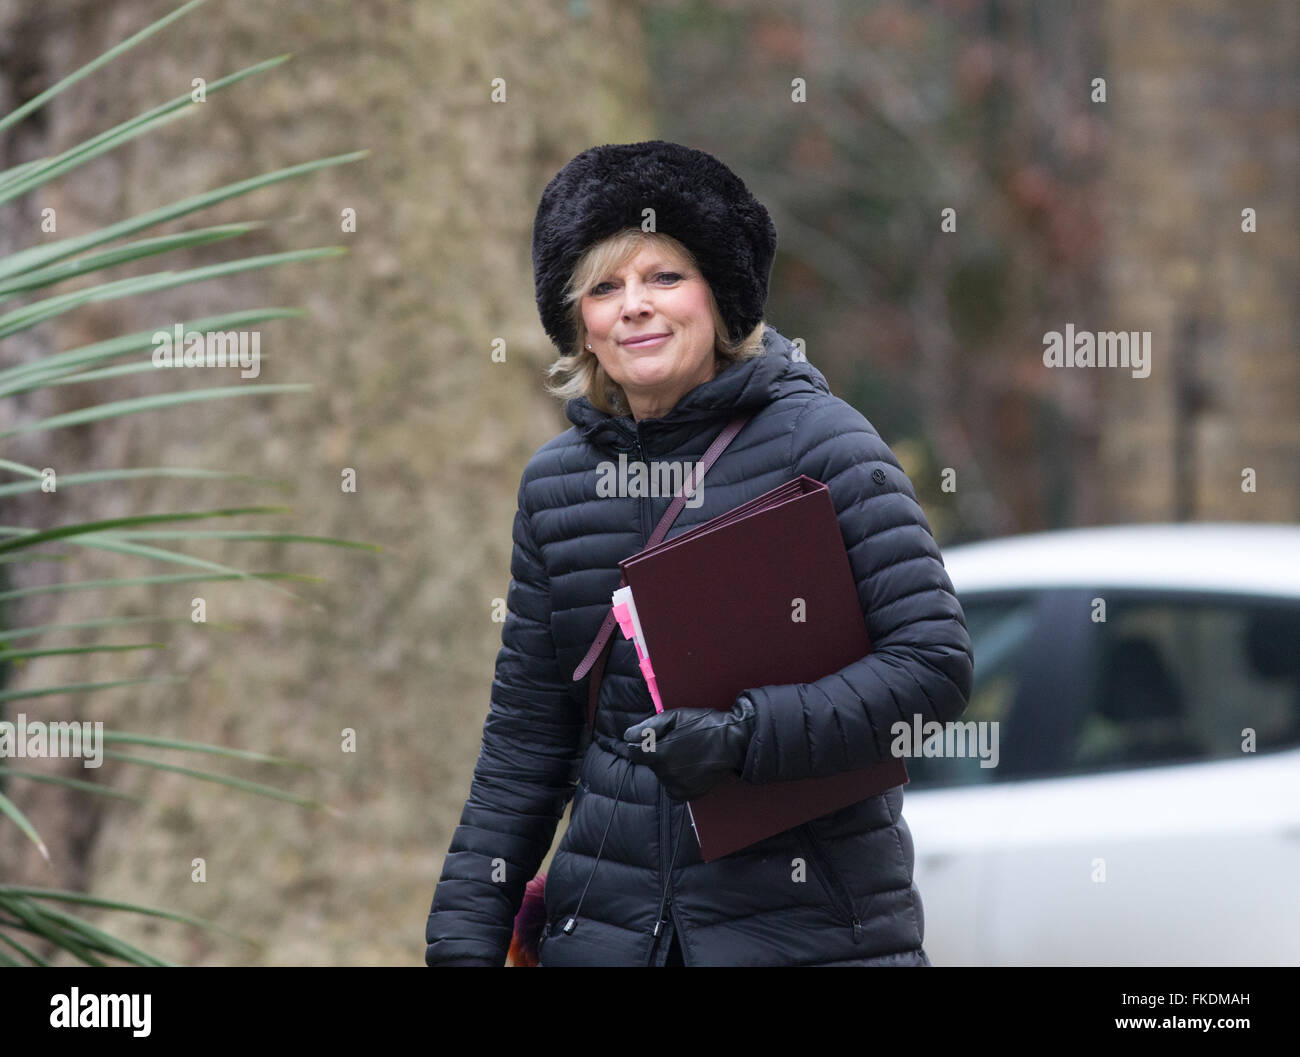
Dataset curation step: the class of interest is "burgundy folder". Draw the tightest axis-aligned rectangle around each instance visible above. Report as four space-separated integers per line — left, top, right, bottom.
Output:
618 474 908 862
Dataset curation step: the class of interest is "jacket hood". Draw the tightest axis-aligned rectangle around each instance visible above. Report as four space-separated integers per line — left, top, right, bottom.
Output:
563 324 831 455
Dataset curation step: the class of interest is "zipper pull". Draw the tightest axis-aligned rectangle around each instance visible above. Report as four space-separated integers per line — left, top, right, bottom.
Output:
652 891 675 938
851 915 863 943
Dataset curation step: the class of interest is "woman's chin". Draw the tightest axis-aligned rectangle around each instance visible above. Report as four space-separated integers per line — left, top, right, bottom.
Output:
618 363 675 391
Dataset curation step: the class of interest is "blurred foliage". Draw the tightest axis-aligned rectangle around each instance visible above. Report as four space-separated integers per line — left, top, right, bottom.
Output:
649 0 1109 540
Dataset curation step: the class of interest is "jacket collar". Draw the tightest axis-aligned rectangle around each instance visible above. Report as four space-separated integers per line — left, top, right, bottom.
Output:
564 324 829 455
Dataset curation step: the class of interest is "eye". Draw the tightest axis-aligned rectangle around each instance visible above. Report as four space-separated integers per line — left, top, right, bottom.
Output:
589 272 682 296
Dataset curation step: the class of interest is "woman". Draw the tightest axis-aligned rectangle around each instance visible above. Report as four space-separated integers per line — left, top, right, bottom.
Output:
425 140 973 967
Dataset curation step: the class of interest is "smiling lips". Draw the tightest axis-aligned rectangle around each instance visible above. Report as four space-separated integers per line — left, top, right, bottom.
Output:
622 332 670 348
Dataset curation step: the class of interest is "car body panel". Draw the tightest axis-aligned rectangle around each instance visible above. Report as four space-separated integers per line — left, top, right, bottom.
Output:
904 523 1300 965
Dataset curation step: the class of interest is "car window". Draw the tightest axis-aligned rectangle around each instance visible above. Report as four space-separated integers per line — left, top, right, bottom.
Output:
904 593 1039 789
1063 596 1300 775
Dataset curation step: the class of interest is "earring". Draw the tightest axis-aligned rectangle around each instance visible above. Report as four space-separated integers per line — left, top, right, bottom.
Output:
585 344 592 351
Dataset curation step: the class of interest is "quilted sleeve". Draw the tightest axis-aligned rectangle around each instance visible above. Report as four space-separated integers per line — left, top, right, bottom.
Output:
424 475 586 966
738 396 973 784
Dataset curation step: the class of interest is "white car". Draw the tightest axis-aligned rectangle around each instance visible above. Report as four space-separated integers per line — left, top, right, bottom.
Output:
903 523 1300 966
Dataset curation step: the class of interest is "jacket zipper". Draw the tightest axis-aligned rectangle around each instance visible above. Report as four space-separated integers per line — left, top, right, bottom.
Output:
633 428 652 542
653 892 680 965
800 824 863 943
647 784 671 964
634 424 673 965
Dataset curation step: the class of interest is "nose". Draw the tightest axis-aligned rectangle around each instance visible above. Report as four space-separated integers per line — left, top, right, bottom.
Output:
619 278 653 319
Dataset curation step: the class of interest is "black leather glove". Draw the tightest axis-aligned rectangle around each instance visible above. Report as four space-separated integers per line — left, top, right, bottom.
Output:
623 696 757 801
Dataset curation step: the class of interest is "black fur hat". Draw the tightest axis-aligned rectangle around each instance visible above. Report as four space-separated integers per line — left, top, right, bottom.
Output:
531 140 777 355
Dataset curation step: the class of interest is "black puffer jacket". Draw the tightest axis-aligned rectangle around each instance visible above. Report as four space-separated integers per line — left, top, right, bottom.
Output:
425 324 973 966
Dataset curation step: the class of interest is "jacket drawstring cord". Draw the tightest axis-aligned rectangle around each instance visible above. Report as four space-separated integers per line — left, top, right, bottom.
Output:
561 758 631 935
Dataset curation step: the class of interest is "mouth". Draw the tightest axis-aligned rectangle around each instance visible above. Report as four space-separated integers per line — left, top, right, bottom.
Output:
620 332 671 349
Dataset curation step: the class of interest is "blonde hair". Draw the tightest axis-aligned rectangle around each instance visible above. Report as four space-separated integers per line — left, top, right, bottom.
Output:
544 228 766 416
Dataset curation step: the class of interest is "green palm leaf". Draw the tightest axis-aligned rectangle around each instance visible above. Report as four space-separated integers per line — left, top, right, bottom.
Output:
0 248 342 340
0 0 368 967
0 0 211 133
0 223 262 301
0 508 291 553
0 792 50 863
0 54 293 207
0 570 315 603
0 151 366 284
0 308 304 395
0 643 165 663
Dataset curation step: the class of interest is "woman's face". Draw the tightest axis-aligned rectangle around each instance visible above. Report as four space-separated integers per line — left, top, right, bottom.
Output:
579 243 718 421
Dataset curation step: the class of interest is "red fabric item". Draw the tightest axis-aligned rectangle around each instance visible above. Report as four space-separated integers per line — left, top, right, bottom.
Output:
506 873 547 967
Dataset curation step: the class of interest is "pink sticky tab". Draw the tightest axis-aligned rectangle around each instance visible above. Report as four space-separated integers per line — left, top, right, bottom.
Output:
639 660 663 713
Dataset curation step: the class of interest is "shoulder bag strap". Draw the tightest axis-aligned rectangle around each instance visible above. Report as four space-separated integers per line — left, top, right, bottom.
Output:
572 411 753 730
